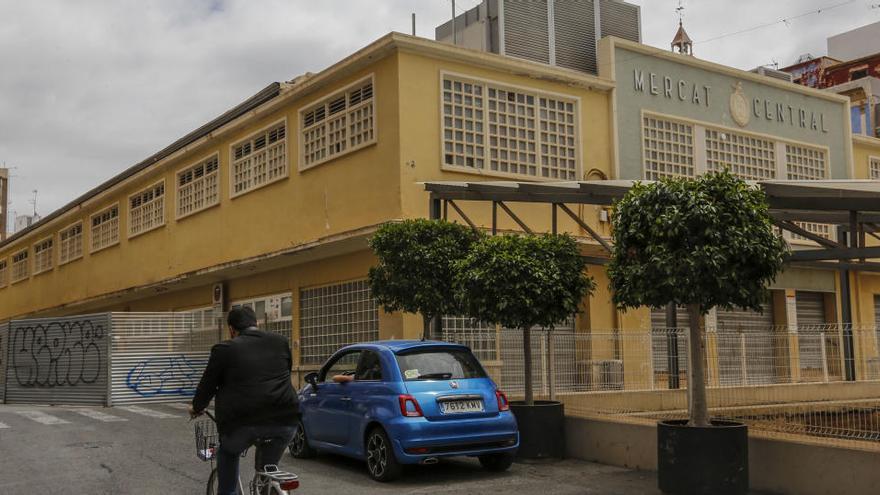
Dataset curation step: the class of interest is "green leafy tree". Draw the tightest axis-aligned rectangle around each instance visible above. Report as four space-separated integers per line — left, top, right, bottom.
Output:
454 233 595 405
608 170 788 426
368 219 481 339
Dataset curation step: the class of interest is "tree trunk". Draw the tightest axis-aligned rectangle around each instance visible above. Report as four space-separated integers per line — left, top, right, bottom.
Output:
523 326 534 406
686 303 710 427
422 314 432 341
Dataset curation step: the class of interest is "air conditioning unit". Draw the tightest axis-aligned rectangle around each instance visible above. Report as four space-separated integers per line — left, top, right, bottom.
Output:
593 359 624 390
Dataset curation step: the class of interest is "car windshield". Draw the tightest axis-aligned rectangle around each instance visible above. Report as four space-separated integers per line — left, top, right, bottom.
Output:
395 348 486 381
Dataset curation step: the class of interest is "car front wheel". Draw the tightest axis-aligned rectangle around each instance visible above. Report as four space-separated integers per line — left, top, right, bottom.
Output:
478 452 515 472
365 427 403 482
288 419 317 459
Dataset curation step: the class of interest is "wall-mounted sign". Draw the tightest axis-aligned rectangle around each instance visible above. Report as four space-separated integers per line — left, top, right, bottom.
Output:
212 283 225 320
633 69 829 133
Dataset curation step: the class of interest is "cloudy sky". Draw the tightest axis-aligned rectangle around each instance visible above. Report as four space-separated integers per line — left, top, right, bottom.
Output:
1 0 879 230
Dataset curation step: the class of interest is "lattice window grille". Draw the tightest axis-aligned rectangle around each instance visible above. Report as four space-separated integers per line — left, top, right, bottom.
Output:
59 223 83 264
129 182 165 237
33 238 53 274
488 87 537 176
869 157 880 180
299 279 379 366
0 259 7 287
177 155 219 218
442 76 578 178
232 122 287 195
785 144 827 181
785 145 830 240
642 116 694 179
91 205 119 252
539 97 578 179
11 249 28 282
302 79 374 169
705 129 776 180
443 78 485 170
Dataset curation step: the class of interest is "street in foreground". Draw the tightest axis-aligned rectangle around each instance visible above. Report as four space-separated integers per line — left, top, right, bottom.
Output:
0 402 670 494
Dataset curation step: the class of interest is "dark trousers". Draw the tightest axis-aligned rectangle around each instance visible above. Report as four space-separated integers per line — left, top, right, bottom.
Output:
217 424 296 495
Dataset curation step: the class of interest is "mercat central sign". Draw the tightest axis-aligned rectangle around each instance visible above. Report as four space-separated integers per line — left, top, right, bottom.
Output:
633 69 829 133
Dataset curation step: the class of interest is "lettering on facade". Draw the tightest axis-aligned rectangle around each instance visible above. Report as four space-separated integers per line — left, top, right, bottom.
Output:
634 69 710 107
10 319 105 387
633 70 829 133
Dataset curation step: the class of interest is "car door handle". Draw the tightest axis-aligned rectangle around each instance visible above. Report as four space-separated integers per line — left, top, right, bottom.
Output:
340 397 352 401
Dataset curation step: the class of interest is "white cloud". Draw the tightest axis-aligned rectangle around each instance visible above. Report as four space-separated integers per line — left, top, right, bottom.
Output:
0 0 876 229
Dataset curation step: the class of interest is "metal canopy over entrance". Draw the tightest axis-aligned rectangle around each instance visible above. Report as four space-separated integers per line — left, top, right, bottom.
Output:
424 179 880 382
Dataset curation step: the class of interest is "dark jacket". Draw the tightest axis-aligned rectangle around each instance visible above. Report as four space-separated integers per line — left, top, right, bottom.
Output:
192 327 298 433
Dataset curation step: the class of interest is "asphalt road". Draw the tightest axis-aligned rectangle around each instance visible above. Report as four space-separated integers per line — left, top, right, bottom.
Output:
0 402 666 494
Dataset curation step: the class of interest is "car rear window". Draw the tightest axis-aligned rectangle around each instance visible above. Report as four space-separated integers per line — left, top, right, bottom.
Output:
395 348 487 381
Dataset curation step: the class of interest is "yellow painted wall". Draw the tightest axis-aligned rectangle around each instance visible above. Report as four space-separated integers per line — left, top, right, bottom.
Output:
851 135 880 179
0 54 402 320
395 50 615 237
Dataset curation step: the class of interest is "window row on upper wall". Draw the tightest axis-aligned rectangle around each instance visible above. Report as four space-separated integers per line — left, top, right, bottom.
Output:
0 75 380 288
641 113 830 182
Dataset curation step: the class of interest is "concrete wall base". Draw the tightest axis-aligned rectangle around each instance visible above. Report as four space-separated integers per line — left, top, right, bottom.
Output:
565 415 880 495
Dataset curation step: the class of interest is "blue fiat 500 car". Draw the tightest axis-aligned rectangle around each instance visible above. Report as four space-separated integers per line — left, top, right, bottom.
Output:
288 340 519 481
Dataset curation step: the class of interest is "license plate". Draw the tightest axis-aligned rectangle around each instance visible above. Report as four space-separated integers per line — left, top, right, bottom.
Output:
440 399 484 414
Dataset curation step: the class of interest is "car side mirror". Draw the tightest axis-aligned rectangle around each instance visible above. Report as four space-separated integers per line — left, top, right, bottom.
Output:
304 372 319 390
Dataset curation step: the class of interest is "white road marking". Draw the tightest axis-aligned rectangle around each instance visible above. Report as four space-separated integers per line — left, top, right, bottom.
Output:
0 422 9 429
15 410 70 425
163 403 192 411
117 405 177 419
72 409 128 422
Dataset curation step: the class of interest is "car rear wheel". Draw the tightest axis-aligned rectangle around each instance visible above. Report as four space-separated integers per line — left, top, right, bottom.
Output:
288 419 317 459
365 428 402 482
478 452 515 472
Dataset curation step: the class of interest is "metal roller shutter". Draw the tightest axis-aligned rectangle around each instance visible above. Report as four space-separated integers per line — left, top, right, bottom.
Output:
554 0 597 73
650 306 689 373
0 323 7 403
796 291 827 372
716 303 775 386
503 0 551 64
4 314 110 405
110 313 217 405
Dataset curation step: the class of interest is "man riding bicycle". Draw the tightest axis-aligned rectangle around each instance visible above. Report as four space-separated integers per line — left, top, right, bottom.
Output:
190 307 299 495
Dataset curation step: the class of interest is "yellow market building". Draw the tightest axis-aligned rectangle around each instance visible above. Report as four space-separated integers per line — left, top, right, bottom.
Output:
1 31 880 387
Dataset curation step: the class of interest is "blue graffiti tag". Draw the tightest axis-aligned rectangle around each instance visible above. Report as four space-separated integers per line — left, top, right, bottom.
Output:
125 355 207 397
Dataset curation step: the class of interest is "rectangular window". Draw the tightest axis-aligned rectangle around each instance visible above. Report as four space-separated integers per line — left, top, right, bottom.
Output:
33 237 53 274
442 75 578 179
870 157 880 179
129 181 165 237
232 121 288 196
786 144 828 180
0 259 7 287
786 145 830 240
91 205 119 253
705 129 776 180
230 293 293 342
59 222 83 265
177 155 220 218
299 279 379 366
11 249 29 282
642 116 694 179
301 78 375 170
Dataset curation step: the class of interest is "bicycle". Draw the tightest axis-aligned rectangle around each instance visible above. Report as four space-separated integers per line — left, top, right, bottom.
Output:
194 411 300 495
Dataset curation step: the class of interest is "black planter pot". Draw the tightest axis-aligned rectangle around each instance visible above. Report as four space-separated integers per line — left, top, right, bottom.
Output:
657 420 749 495
509 400 565 459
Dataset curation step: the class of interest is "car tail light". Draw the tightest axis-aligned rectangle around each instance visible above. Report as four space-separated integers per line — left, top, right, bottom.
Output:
280 479 300 490
399 394 424 417
496 390 510 412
